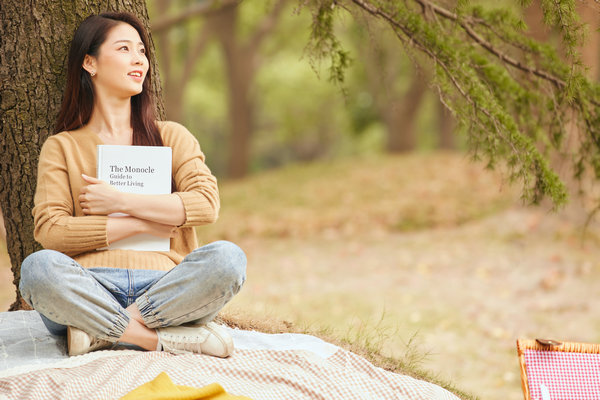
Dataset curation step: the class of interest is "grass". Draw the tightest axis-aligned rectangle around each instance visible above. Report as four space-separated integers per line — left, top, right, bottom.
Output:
198 151 516 243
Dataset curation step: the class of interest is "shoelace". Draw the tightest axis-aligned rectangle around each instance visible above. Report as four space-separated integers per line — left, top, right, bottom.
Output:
163 333 203 351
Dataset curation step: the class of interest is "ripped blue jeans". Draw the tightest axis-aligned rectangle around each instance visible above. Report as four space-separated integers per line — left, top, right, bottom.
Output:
19 241 246 341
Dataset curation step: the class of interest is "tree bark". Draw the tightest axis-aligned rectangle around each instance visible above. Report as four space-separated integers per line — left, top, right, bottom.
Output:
0 0 164 310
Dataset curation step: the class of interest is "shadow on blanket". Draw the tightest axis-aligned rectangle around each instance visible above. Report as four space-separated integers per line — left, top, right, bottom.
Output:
0 311 461 400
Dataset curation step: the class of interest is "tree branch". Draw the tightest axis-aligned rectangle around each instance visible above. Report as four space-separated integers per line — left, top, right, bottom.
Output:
152 0 239 33
180 24 213 86
347 0 567 89
340 0 536 181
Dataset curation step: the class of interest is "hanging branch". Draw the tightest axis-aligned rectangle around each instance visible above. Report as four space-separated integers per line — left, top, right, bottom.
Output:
303 0 600 208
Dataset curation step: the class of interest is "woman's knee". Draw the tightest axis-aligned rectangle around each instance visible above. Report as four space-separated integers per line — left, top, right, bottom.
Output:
195 240 247 289
19 249 70 295
213 240 246 280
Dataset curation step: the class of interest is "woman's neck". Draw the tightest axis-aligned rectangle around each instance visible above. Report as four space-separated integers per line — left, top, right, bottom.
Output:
86 94 133 145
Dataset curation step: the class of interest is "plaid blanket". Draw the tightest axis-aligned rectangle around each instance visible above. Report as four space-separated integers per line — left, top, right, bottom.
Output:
0 312 460 400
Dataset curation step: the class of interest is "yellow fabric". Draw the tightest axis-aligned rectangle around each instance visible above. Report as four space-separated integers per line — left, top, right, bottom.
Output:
119 372 253 400
32 121 220 271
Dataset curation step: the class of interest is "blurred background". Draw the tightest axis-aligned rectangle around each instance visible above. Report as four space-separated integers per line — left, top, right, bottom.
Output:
148 0 460 178
2 0 600 399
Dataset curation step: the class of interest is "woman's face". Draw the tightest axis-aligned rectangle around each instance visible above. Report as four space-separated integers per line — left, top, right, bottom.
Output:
87 23 149 99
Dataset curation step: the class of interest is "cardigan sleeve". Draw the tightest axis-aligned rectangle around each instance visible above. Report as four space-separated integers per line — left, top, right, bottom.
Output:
32 136 109 256
161 122 220 227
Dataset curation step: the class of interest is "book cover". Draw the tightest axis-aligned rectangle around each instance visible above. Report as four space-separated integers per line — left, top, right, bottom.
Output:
97 145 172 252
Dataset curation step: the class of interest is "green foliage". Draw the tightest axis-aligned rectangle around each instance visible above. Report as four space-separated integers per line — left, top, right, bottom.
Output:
305 0 352 86
303 0 600 208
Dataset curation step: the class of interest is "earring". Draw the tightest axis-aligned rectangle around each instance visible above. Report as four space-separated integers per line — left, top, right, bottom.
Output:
90 71 96 77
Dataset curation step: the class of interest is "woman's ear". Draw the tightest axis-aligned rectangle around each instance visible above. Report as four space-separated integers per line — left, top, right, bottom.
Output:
82 54 97 76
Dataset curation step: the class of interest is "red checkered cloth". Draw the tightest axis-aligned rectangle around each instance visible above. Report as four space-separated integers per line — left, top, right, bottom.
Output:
0 347 459 400
523 349 600 399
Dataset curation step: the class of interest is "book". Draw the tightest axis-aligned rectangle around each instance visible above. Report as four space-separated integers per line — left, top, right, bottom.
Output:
97 145 172 251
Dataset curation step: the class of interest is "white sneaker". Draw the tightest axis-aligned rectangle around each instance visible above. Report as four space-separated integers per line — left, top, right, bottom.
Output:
67 326 113 356
156 321 233 358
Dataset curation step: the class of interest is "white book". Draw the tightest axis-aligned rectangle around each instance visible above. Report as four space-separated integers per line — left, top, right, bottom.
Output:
97 145 172 252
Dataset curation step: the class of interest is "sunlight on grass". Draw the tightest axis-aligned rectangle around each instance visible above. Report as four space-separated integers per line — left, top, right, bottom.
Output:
198 152 518 244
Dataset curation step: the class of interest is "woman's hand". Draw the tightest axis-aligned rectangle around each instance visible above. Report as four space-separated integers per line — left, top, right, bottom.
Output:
79 174 123 215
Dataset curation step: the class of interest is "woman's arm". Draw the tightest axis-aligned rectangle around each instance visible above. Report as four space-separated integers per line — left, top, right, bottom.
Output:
79 122 220 228
79 174 186 226
33 137 109 255
106 216 177 244
166 122 220 227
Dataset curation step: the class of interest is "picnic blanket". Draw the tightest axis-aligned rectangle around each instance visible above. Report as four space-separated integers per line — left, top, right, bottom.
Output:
0 311 460 400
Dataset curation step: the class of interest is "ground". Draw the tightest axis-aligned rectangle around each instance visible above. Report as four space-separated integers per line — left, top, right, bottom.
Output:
221 204 600 400
1 152 598 400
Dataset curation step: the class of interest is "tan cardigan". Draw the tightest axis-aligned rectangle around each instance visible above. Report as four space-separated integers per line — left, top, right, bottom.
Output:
32 121 219 271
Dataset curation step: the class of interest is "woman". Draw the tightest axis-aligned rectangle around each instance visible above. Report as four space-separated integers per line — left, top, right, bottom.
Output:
19 12 246 358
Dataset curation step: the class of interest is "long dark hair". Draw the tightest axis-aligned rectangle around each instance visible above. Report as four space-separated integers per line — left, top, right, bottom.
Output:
54 12 163 147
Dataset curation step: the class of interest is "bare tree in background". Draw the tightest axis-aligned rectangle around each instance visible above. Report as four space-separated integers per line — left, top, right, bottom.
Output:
152 0 289 178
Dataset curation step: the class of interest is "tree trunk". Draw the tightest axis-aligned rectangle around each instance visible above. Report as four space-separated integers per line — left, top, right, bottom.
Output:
0 0 164 310
152 1 215 123
386 76 428 152
151 0 286 178
225 51 254 178
211 5 255 178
